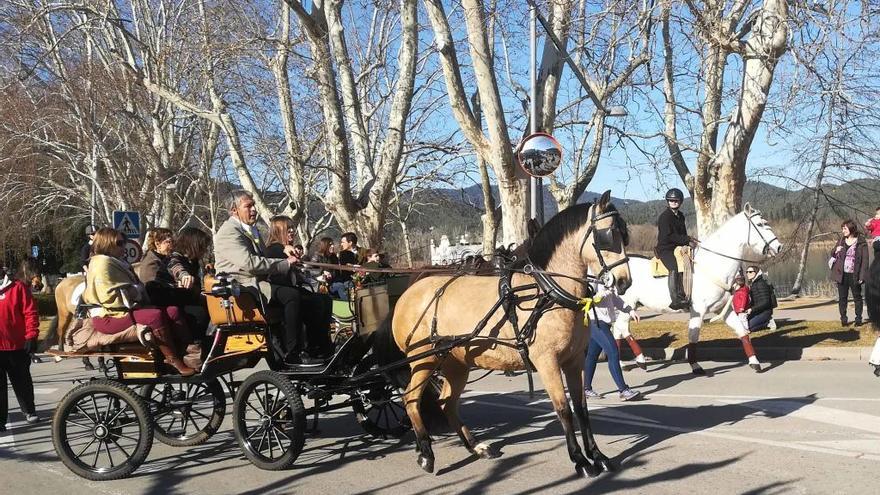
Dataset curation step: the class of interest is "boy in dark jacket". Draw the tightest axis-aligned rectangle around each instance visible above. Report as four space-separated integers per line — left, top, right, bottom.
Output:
0 267 40 431
656 188 693 309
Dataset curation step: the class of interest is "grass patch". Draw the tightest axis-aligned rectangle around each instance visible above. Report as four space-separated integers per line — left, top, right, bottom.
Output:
630 319 874 348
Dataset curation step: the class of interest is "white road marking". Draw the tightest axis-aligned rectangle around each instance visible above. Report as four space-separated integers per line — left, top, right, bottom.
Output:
34 388 58 395
0 421 19 448
470 396 880 462
718 399 880 435
650 393 880 402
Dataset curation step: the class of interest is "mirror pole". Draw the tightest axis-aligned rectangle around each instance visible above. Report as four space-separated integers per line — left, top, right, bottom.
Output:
529 3 543 227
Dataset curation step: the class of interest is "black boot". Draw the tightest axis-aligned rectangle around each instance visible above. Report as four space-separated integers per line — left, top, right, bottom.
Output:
675 272 690 310
668 274 683 310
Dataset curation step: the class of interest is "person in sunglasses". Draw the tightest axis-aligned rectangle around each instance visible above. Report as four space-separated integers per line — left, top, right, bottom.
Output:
745 266 777 331
83 228 196 376
655 188 694 310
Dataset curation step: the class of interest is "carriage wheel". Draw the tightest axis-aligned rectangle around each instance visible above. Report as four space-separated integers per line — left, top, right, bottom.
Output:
52 379 153 481
232 371 305 470
352 355 411 439
141 379 225 447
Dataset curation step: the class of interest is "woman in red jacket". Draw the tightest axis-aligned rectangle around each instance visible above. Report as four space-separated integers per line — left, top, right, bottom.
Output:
0 266 40 432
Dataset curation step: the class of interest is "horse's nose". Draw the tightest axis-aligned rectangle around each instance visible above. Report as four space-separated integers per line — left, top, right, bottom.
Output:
616 276 631 295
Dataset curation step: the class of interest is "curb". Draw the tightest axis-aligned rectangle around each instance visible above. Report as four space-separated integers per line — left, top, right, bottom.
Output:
624 346 874 362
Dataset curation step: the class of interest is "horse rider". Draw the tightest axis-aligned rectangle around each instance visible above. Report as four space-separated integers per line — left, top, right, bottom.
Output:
656 188 694 310
213 189 326 366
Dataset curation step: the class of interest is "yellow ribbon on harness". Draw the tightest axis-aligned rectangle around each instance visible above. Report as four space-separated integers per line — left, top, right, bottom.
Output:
578 294 603 325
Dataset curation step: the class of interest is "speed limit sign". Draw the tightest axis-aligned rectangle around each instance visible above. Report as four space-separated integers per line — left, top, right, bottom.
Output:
121 239 143 264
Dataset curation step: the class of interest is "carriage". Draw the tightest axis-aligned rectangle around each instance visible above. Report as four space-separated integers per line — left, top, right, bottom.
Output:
49 273 412 481
48 185 640 482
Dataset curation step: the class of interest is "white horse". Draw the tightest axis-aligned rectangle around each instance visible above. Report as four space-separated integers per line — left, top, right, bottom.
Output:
613 204 783 374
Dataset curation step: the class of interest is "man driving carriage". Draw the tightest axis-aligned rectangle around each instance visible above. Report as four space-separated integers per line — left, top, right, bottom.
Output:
213 189 332 366
656 187 694 310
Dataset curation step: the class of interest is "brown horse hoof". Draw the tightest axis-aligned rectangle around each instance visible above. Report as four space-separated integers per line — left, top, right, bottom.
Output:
749 363 763 373
873 365 880 378
418 454 434 473
691 365 706 376
636 361 648 371
473 442 500 459
576 462 601 478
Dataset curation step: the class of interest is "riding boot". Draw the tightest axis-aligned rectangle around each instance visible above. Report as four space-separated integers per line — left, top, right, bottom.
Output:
676 272 690 310
158 343 196 376
668 274 683 310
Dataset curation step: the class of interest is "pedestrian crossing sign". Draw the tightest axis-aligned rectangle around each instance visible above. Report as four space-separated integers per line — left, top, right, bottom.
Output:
113 211 141 239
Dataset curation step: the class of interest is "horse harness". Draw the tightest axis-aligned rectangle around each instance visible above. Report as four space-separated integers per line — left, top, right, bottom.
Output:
420 204 627 394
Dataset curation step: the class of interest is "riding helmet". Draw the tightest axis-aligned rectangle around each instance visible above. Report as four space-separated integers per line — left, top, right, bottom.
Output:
665 188 684 202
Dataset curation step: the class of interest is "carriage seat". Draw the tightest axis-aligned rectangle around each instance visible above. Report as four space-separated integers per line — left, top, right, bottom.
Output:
204 274 270 326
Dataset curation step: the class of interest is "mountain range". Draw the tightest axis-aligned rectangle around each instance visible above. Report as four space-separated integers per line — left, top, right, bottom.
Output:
405 179 879 236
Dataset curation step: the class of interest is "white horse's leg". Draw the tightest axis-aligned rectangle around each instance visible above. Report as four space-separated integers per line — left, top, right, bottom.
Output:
725 311 761 372
869 337 880 377
686 312 705 375
612 314 646 369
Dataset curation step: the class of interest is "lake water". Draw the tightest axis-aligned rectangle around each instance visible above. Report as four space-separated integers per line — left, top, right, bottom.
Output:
762 245 877 296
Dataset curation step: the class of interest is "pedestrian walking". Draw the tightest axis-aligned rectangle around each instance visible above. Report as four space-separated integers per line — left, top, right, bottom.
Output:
583 286 641 401
0 266 40 432
828 220 869 326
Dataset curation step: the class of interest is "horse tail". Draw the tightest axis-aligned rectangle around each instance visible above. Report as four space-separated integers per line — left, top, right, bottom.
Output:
866 256 880 334
43 315 59 350
370 315 448 432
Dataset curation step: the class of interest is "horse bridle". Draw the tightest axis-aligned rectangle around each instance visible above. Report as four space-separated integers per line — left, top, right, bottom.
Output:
578 205 629 284
695 211 778 264
746 211 778 256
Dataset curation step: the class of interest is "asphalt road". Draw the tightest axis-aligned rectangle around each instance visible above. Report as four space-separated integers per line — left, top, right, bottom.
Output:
2 356 879 494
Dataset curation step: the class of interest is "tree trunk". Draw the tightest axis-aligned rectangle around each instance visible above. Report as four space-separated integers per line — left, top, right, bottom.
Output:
792 78 837 295
271 1 307 231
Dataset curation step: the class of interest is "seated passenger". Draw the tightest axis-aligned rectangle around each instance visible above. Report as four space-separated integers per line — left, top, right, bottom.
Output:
312 237 339 293
266 216 333 359
330 232 360 300
213 190 326 366
167 227 213 340
136 228 177 304
83 228 195 376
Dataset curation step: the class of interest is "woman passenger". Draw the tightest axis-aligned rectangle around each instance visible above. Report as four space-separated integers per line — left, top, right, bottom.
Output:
83 228 195 376
265 216 334 360
136 228 176 305
167 227 213 340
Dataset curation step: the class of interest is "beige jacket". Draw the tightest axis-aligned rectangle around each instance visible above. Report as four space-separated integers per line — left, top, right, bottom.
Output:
213 216 291 300
83 255 145 318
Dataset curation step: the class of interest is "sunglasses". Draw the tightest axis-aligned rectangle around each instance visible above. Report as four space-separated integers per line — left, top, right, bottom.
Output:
746 270 755 274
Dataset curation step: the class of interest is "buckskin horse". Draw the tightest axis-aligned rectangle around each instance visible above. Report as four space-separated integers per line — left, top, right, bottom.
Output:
376 191 632 478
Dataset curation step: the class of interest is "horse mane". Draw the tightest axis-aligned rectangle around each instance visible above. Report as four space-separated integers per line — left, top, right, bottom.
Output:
527 202 594 269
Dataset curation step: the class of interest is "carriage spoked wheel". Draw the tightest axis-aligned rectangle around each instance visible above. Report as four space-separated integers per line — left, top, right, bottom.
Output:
141 379 225 447
351 355 411 439
232 371 306 470
52 379 153 481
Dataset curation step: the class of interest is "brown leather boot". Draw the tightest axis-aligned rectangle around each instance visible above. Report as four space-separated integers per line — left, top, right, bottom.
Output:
158 344 196 376
183 344 203 369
